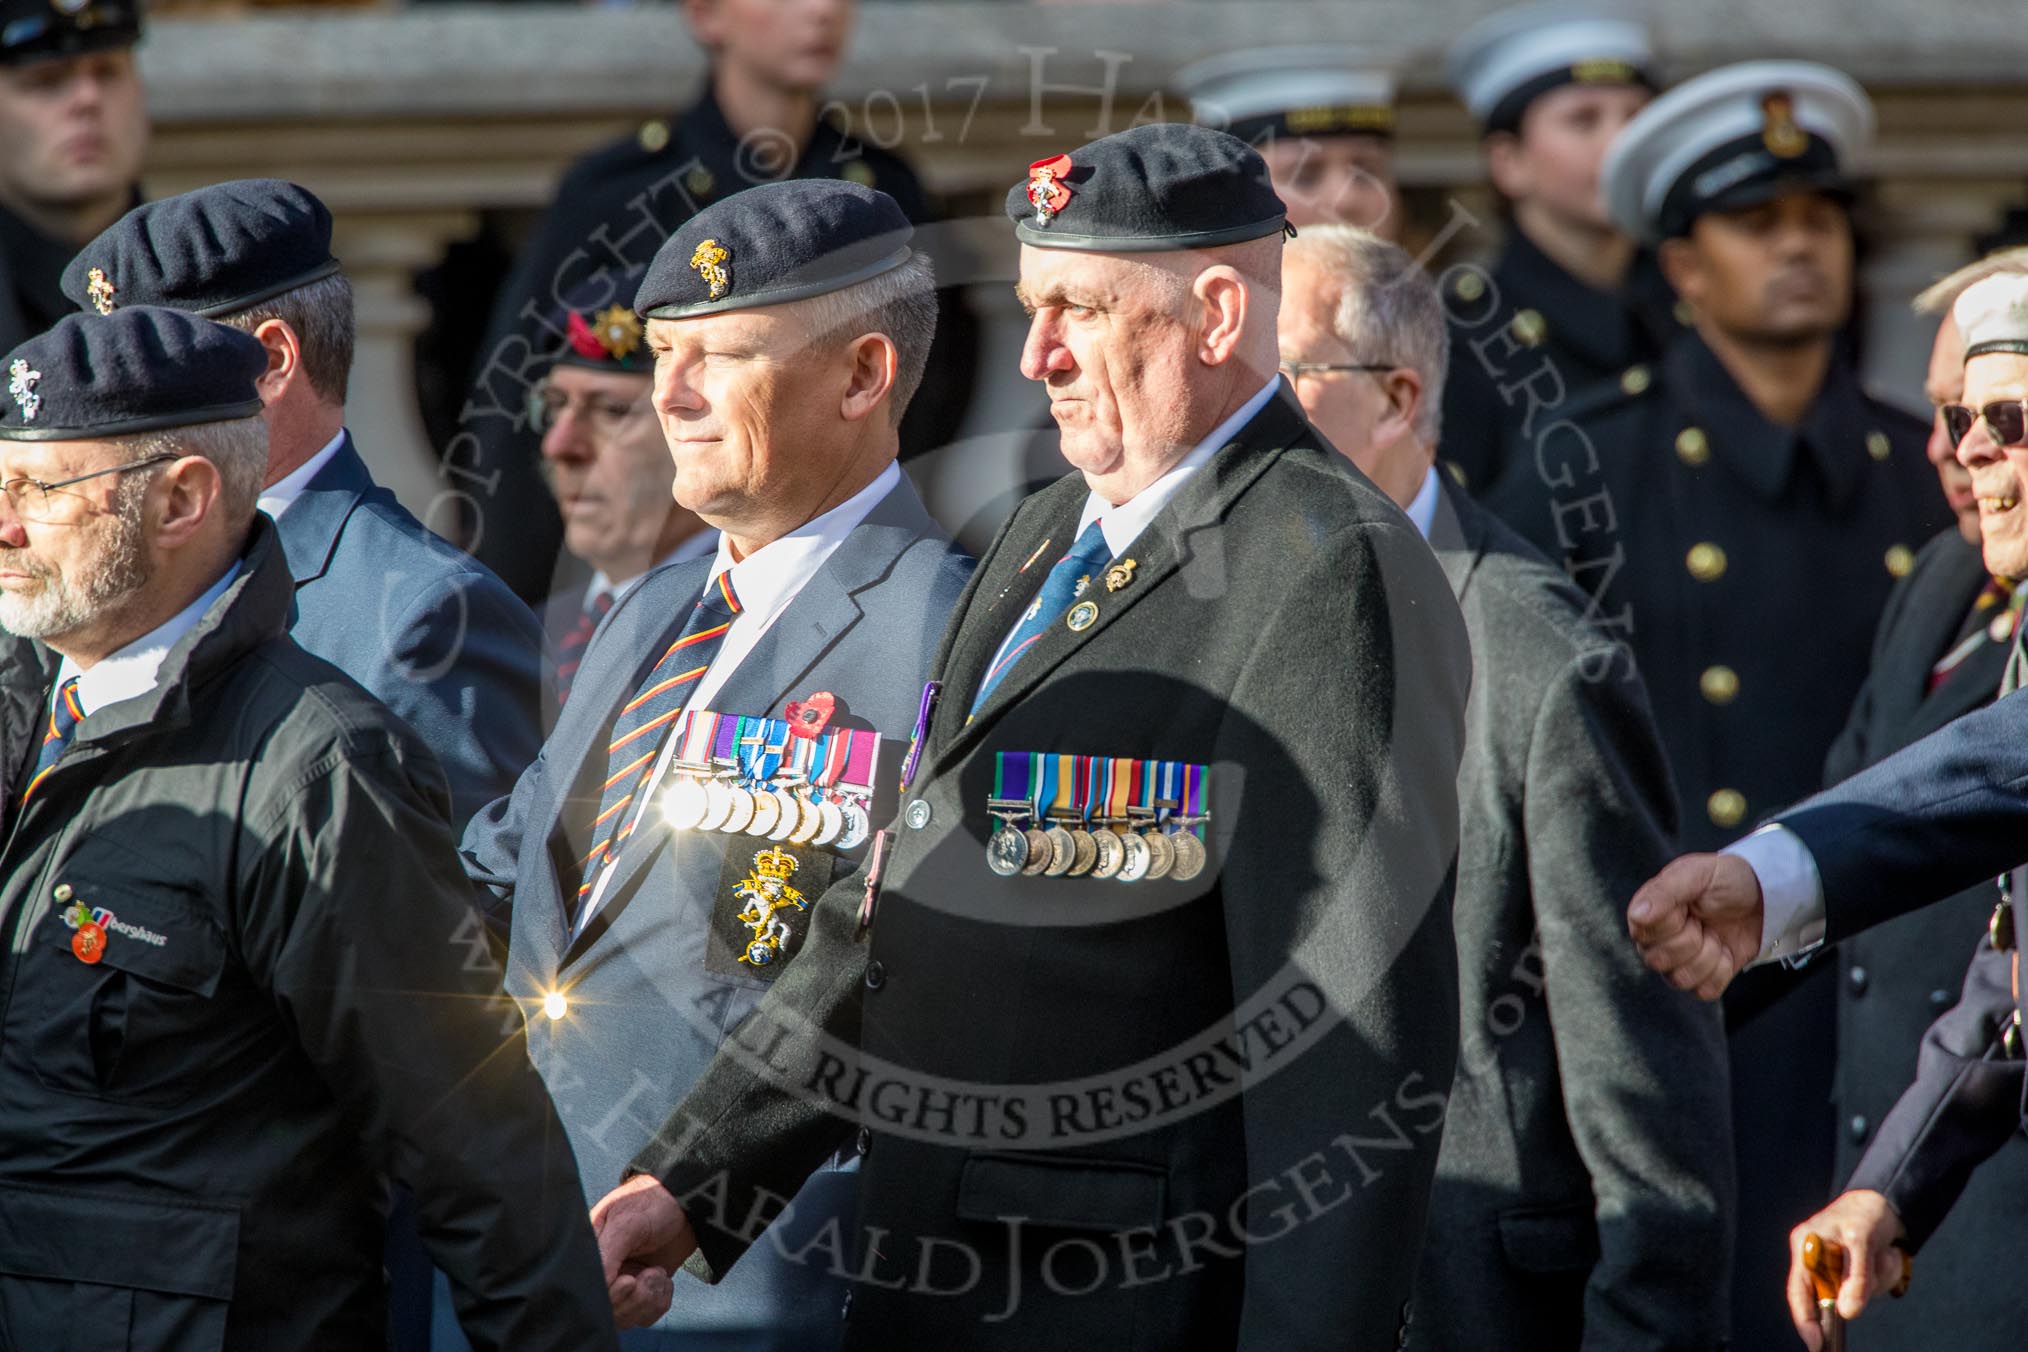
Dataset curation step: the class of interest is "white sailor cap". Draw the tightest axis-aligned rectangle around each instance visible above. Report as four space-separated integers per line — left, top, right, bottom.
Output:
1601 59 1872 245
1956 273 2028 363
1175 47 1399 143
1445 3 1653 134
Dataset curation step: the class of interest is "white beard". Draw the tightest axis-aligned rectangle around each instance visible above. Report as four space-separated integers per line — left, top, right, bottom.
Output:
0 506 150 642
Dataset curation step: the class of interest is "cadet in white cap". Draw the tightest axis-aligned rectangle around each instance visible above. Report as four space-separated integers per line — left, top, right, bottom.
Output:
1440 2 1680 496
1487 57 1950 1351
1176 47 1402 240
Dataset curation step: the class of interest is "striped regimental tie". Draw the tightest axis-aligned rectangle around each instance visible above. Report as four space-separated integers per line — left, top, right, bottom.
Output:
574 571 740 907
19 676 83 806
555 590 616 708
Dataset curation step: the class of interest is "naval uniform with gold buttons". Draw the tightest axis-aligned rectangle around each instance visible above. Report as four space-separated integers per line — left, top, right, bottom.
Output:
1439 228 1683 498
461 82 946 604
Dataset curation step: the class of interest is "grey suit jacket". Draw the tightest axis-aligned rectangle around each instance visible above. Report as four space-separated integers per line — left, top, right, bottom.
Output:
460 473 970 1347
1415 485 1734 1351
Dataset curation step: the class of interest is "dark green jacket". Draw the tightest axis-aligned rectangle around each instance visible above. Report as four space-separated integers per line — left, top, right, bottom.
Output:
0 517 615 1351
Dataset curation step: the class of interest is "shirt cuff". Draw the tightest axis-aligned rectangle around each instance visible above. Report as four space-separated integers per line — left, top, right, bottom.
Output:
1724 824 1828 966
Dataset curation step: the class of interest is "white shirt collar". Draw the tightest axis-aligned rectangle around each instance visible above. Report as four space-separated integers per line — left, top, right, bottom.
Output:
257 429 347 521
1076 376 1280 558
58 562 242 717
705 460 898 630
587 527 722 608
1404 464 1442 540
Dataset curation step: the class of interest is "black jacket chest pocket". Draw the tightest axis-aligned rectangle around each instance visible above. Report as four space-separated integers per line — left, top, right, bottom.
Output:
24 873 230 1108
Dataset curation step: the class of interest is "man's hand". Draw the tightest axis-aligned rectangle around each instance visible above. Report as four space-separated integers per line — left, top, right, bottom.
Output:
1626 852 1765 1000
1786 1191 1908 1350
589 1173 698 1329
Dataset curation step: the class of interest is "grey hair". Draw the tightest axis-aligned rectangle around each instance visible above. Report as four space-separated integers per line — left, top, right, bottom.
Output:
1913 246 2028 316
109 415 271 524
216 271 356 405
1284 224 1449 445
787 251 939 424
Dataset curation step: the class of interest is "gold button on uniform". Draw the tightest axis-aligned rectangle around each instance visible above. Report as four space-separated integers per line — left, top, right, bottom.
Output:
637 119 670 153
1866 430 1892 461
684 165 716 198
1707 789 1747 829
1444 460 1469 489
1453 272 1486 303
1686 542 1728 581
1675 427 1710 467
1700 665 1740 704
843 160 877 188
1620 364 1652 395
1673 299 1696 327
1884 544 1914 578
1511 309 1548 348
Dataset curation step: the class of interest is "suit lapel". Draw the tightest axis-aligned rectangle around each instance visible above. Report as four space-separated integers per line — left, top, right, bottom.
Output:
934 392 1301 764
1426 478 1483 603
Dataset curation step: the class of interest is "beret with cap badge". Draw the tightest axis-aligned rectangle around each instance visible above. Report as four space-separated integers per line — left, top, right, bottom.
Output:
1003 122 1290 254
2 306 267 442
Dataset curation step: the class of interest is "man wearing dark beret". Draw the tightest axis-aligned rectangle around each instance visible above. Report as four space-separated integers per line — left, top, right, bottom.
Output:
0 308 617 1351
593 124 1470 1350
533 269 715 709
448 178 971 1351
54 179 548 832
456 0 971 609
0 0 147 355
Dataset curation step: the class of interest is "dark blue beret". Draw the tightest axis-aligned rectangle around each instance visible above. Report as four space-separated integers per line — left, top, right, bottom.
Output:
1 0 140 67
1 307 267 441
1003 123 1289 253
636 180 913 321
553 269 650 374
61 179 341 320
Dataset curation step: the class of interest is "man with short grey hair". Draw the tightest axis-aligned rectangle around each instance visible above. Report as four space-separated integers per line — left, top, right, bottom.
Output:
1282 223 1735 1351
58 179 546 829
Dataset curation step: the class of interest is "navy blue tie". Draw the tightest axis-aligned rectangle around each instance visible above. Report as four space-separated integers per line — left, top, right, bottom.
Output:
971 520 1110 715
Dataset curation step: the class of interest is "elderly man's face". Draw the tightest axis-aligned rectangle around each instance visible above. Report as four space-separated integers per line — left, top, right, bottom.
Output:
1261 136 1399 239
538 365 683 576
1016 245 1203 496
1668 191 1853 345
0 439 157 643
1278 257 1390 469
1924 312 1980 544
0 50 148 215
647 308 840 532
1955 352 2028 579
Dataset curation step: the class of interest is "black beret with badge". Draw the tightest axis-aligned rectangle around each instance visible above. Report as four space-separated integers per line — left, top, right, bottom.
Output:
2 306 266 441
60 179 341 320
0 0 140 67
1174 47 1399 145
1445 2 1654 137
1601 60 1873 245
1004 122 1289 253
635 179 914 321
552 269 649 374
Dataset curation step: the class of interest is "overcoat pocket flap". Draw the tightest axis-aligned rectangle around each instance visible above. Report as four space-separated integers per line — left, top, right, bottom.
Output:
40 876 226 997
1496 1200 1600 1274
0 1180 238 1300
955 1153 1166 1233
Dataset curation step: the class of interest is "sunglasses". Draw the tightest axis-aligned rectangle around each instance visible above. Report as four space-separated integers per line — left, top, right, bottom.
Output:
1941 400 2028 450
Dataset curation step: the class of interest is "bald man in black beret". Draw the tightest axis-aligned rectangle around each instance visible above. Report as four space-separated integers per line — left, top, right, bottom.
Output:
0 308 615 1351
593 123 1471 1351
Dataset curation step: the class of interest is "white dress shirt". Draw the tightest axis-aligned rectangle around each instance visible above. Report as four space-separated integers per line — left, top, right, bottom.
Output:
1403 464 1441 541
256 430 347 521
57 563 242 717
1726 824 1830 964
575 461 900 933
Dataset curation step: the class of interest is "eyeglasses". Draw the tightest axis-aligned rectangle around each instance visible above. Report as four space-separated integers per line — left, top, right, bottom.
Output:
1941 400 2028 450
0 454 177 523
1278 360 1399 383
529 385 652 439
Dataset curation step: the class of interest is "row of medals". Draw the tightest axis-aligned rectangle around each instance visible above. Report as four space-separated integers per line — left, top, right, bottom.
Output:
987 811 1207 883
662 764 871 851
